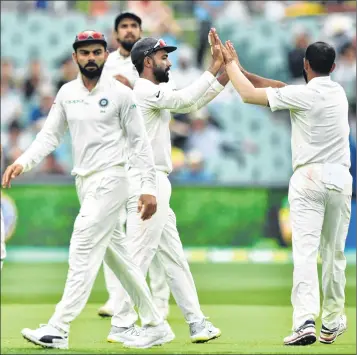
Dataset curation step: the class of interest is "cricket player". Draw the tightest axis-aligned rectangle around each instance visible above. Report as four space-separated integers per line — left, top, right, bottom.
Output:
106 30 227 346
2 30 174 349
214 30 352 346
99 12 171 319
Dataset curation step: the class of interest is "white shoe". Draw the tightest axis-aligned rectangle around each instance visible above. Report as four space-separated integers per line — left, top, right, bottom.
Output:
319 315 347 344
21 324 68 349
284 320 316 346
98 300 114 318
189 319 221 343
107 324 141 343
123 321 174 349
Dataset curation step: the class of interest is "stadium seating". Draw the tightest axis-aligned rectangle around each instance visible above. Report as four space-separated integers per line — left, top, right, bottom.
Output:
3 11 326 184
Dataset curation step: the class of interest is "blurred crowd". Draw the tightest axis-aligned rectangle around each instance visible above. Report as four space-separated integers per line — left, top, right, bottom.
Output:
1 1 356 184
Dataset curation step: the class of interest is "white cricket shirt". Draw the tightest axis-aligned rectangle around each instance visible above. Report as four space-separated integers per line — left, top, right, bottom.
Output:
133 71 224 174
104 49 139 88
266 76 351 172
15 73 157 196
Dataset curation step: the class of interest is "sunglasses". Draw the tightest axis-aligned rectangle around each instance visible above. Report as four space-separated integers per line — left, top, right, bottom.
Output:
75 31 105 41
143 39 167 56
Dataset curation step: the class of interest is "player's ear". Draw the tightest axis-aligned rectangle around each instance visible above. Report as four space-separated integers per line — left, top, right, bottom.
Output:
144 56 153 69
72 52 77 63
303 58 309 72
329 62 336 74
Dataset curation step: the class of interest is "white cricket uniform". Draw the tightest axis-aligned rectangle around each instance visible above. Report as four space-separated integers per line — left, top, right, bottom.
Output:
102 49 171 312
111 71 225 328
266 76 352 330
104 49 139 88
1 207 5 270
14 73 163 333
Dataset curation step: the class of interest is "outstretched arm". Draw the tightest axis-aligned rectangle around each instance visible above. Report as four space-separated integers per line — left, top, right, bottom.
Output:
226 60 269 106
225 40 287 89
144 29 224 112
171 70 228 114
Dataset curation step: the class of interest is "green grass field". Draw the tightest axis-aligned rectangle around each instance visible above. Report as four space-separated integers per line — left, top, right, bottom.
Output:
1 263 356 354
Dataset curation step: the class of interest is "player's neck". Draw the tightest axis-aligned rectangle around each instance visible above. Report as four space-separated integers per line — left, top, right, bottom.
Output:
118 47 130 58
307 72 328 83
81 75 100 92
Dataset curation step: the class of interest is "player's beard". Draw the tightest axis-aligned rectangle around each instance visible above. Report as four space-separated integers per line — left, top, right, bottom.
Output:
78 62 104 79
302 69 308 83
153 65 170 83
118 38 139 52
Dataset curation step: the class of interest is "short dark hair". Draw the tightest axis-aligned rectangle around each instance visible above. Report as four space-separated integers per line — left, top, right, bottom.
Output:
114 12 142 32
134 53 156 75
305 41 336 75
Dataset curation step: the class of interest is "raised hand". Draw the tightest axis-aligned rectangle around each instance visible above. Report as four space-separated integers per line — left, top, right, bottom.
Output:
208 28 224 69
211 29 233 65
225 40 243 70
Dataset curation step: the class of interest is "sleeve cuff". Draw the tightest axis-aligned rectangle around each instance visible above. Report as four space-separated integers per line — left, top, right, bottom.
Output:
211 79 225 93
13 157 28 173
265 87 277 112
203 71 218 86
140 186 157 197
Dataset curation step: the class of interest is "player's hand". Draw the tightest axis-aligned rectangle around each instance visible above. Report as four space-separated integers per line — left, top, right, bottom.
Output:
211 30 233 65
208 28 224 72
2 164 23 188
138 194 157 221
114 74 132 89
225 40 243 70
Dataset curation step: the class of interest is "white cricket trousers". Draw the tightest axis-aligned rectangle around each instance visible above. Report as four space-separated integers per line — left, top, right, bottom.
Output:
102 207 170 309
111 170 205 328
1 208 5 270
48 166 162 333
289 163 352 331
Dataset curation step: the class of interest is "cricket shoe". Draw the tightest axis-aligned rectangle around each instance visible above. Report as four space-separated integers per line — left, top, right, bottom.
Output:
107 324 141 343
284 320 316 346
123 321 175 349
97 300 114 318
190 319 221 343
319 315 347 344
21 324 68 349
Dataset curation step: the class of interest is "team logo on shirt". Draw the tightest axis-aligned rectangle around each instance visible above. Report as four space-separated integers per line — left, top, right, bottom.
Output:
99 98 109 107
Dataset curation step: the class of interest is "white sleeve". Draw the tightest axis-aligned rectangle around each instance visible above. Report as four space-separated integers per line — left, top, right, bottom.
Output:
265 85 312 112
172 79 224 114
14 89 68 172
120 89 157 196
143 71 217 111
